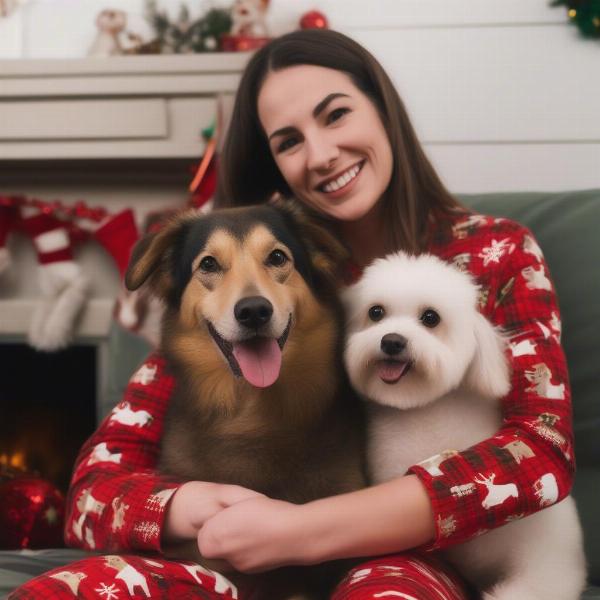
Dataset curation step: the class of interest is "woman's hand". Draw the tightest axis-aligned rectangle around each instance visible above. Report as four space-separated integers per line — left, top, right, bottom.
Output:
162 481 265 544
197 496 309 573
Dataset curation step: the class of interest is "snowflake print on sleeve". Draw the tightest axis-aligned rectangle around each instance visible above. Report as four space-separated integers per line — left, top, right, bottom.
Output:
410 215 574 550
64 353 183 553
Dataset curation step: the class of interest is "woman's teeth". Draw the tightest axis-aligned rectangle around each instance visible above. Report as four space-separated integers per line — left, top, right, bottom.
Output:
322 163 362 193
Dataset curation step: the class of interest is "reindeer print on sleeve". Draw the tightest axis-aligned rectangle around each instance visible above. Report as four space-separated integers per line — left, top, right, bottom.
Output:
473 473 519 510
64 354 183 553
408 215 574 550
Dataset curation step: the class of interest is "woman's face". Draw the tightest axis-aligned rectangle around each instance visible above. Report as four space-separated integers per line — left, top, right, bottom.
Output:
257 65 393 222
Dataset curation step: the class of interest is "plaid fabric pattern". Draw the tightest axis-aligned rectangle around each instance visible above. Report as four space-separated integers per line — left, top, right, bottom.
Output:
409 213 574 550
331 553 470 600
9 554 238 599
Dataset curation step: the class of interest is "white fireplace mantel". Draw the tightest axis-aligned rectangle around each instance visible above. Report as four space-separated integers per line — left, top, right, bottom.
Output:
0 53 248 341
0 53 249 161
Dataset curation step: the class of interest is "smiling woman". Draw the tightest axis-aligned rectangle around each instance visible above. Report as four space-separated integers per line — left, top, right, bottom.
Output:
215 29 465 268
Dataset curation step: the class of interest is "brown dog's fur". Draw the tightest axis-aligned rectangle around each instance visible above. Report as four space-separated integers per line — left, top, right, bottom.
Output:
125 202 367 598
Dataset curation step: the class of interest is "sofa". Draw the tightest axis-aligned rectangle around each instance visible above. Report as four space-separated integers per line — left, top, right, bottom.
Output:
1 189 599 598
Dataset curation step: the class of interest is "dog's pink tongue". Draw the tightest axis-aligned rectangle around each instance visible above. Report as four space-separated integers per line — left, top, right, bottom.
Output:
233 338 282 388
377 361 410 384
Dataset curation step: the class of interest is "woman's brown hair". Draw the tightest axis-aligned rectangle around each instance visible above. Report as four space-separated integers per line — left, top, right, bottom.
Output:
214 29 465 253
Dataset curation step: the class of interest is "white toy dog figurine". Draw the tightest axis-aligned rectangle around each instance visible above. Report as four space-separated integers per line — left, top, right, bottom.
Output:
88 9 126 57
230 0 269 37
343 252 585 600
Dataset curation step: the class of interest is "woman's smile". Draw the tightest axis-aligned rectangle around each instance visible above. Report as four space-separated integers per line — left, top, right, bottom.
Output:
317 159 365 197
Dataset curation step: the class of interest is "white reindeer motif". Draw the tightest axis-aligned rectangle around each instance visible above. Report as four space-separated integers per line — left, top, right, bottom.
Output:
522 265 552 291
473 473 518 509
87 442 122 466
132 363 157 385
534 473 559 507
509 339 537 358
109 401 153 427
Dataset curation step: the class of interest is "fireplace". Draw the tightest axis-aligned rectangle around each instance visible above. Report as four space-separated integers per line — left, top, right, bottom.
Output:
0 54 244 490
0 343 97 493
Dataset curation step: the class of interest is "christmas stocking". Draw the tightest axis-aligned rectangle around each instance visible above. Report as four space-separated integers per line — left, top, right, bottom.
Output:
19 207 90 351
0 205 17 274
92 208 139 279
88 208 160 343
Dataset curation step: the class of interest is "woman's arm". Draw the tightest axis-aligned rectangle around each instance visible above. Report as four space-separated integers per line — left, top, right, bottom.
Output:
65 352 262 554
407 218 574 550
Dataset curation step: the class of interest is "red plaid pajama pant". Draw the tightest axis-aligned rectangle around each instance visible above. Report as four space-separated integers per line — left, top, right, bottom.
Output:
9 552 471 599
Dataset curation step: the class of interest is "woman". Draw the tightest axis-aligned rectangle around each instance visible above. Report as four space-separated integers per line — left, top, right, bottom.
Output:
12 29 573 600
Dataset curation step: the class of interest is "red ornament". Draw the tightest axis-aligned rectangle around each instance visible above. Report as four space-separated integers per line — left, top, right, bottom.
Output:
299 10 329 30
0 476 65 549
219 34 271 52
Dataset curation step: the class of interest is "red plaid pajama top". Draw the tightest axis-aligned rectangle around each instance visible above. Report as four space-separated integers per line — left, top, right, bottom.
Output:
63 211 574 556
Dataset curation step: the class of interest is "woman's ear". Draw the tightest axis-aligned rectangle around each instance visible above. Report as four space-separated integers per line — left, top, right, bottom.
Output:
465 312 512 399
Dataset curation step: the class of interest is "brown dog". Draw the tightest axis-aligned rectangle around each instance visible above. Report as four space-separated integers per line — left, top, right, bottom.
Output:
125 202 367 598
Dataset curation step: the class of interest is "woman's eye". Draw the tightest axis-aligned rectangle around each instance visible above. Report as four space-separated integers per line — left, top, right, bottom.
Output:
327 107 350 124
267 249 289 267
368 305 385 322
277 137 298 153
199 256 220 273
420 309 441 328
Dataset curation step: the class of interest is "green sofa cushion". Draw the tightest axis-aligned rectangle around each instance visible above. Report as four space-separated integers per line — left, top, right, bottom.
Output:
461 189 600 585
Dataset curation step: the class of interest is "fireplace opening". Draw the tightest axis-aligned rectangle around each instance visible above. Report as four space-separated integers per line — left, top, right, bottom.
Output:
0 343 97 493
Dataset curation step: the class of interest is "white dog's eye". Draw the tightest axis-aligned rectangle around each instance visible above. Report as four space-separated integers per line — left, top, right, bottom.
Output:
420 309 441 328
368 305 385 322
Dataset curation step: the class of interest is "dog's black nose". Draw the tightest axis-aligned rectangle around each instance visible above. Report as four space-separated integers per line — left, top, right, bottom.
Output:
381 333 407 356
234 296 273 329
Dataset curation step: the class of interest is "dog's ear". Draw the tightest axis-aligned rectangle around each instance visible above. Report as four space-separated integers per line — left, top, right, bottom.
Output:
124 211 192 299
271 197 349 284
464 312 512 399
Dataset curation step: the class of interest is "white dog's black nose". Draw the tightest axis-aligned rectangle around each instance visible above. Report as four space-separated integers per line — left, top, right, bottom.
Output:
381 333 408 356
234 296 273 329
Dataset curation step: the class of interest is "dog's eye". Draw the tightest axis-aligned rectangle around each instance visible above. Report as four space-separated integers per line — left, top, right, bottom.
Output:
199 256 220 273
368 305 385 322
266 249 289 267
420 309 441 328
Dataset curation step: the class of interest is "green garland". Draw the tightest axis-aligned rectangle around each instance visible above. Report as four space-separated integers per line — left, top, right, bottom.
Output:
145 0 232 53
551 0 600 38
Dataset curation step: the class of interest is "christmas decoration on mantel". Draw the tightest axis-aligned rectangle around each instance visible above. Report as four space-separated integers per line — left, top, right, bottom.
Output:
299 10 329 30
0 0 28 19
0 196 139 352
143 0 233 53
551 0 600 38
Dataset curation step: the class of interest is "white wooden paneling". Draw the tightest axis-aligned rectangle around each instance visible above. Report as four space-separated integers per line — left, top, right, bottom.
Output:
425 143 600 193
351 25 600 143
0 98 167 140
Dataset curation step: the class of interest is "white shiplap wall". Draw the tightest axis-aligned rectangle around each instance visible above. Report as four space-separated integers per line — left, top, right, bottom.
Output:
0 0 598 193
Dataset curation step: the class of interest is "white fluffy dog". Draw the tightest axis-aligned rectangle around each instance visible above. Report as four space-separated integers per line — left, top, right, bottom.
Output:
343 252 585 600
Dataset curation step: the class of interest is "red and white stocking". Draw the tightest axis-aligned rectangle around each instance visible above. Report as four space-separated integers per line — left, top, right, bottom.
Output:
81 208 160 344
0 205 17 274
19 206 90 351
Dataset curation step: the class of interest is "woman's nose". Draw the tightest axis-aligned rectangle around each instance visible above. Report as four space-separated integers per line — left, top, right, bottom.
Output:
305 134 339 171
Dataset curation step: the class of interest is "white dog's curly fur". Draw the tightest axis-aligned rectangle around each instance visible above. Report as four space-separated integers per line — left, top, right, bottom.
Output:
343 252 585 600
